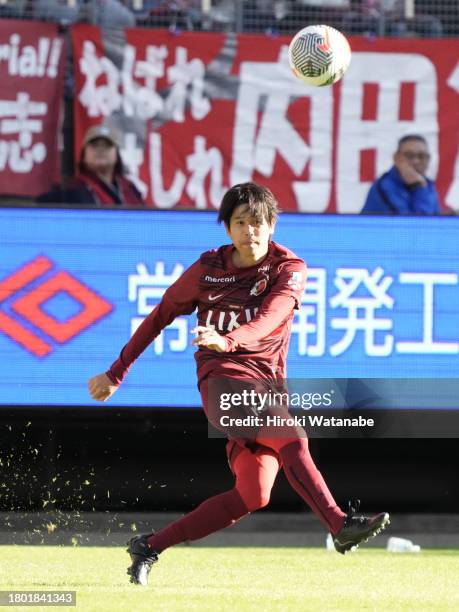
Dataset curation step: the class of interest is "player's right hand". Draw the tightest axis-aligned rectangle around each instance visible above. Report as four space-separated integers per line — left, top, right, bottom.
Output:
88 372 119 402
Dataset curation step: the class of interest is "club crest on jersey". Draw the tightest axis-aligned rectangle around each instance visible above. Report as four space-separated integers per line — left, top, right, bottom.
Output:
288 271 302 290
250 276 268 297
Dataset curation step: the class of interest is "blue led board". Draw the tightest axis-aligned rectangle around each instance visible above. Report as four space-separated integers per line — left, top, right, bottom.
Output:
0 208 458 407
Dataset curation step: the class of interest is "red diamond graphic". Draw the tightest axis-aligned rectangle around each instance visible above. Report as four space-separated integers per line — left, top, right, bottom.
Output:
11 270 113 343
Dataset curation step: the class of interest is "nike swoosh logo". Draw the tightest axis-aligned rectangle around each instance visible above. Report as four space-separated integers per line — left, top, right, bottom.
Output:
208 293 224 301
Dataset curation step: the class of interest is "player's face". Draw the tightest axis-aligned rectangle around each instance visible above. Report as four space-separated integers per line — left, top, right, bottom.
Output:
226 204 275 265
395 139 430 175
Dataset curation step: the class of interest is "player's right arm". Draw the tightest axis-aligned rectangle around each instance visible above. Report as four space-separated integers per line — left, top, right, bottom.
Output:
87 260 202 401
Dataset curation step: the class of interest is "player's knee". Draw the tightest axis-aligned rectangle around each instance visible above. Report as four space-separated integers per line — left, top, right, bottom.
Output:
256 489 271 510
238 487 271 512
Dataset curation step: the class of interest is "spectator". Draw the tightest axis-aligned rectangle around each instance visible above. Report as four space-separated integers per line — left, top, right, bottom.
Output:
0 0 28 19
134 0 202 30
242 1 296 34
205 0 235 31
32 0 81 25
36 125 145 207
386 0 443 37
361 134 440 215
341 0 381 36
342 1 443 37
32 0 136 28
87 0 136 29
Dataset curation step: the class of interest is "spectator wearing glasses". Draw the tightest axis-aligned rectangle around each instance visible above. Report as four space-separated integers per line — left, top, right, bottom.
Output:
361 135 440 215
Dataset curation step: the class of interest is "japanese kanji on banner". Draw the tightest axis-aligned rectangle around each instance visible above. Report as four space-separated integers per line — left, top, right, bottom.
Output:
0 20 65 197
72 25 459 213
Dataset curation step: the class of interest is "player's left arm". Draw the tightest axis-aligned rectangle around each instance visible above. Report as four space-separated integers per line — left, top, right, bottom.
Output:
193 260 306 352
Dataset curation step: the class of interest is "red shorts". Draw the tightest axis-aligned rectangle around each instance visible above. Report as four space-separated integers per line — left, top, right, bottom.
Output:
200 375 306 449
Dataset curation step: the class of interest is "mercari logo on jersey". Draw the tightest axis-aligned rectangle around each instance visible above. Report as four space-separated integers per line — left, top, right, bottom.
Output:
204 275 236 283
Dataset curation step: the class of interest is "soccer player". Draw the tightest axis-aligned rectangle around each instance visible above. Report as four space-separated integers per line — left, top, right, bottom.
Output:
88 182 390 586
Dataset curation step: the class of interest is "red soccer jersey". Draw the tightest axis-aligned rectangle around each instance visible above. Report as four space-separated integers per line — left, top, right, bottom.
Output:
108 241 306 386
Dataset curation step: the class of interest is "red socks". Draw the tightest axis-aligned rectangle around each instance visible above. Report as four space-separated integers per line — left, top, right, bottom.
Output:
147 488 248 553
278 439 345 535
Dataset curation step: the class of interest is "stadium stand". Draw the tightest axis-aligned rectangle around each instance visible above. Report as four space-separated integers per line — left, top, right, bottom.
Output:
0 0 456 206
0 0 456 36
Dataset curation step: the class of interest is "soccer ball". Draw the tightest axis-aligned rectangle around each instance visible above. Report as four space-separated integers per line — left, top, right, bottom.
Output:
288 24 351 87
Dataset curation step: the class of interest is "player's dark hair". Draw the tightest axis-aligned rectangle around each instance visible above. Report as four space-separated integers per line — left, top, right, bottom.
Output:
397 134 428 151
218 182 279 227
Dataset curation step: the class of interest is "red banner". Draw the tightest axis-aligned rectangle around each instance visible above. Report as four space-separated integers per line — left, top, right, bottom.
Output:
72 25 459 213
0 20 65 197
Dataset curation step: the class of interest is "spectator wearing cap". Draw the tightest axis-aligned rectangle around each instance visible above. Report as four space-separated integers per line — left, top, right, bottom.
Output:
36 125 145 207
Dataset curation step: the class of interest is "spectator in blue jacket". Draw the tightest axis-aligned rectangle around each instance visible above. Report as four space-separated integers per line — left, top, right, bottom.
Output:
361 135 441 215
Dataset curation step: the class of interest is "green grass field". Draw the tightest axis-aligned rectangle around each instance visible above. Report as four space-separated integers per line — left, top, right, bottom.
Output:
1 546 459 611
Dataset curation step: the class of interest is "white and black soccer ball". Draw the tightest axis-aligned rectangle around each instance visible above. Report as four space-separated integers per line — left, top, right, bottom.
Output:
288 24 351 87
